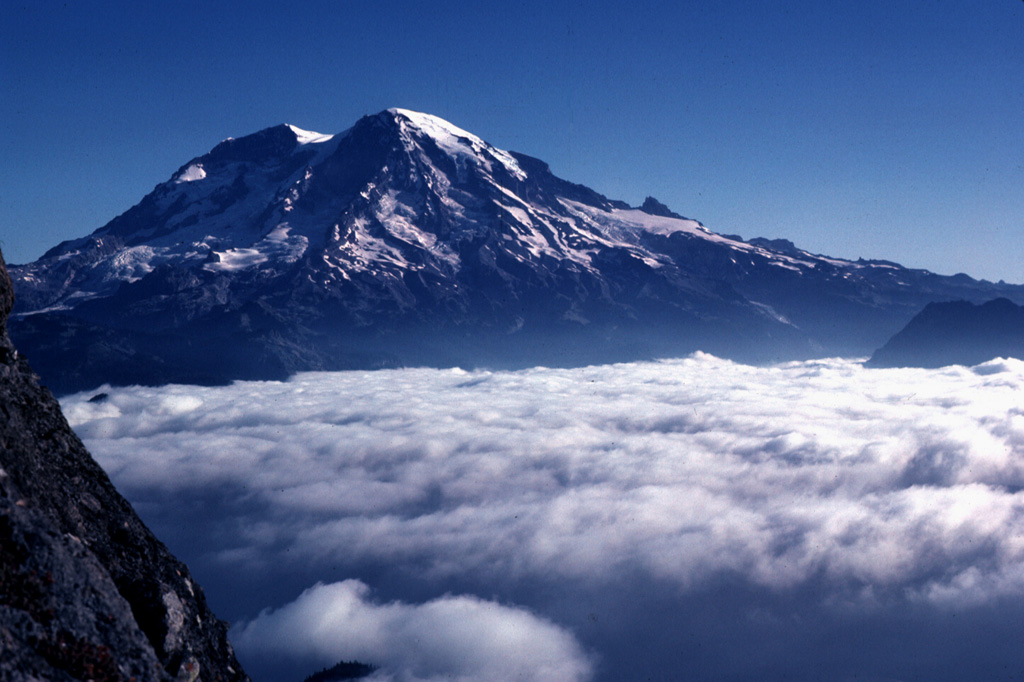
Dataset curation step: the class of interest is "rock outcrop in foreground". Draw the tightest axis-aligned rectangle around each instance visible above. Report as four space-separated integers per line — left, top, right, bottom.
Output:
0 247 249 681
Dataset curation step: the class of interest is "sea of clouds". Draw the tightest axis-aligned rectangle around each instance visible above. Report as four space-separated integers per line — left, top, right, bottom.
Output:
62 354 1024 682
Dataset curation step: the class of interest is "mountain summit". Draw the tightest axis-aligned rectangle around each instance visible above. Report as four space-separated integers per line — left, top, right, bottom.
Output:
10 109 1024 392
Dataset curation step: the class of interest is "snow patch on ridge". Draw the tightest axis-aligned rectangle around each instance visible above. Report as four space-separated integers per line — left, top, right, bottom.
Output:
609 207 715 238
205 248 269 272
175 164 207 184
204 225 309 273
377 191 442 252
286 124 334 145
564 201 861 274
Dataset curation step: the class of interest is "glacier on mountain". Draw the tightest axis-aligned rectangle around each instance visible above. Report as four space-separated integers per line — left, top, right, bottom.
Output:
9 108 1024 393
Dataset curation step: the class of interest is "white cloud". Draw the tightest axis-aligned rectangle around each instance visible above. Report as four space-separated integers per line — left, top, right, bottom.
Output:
60 354 1024 679
229 580 592 682
64 355 1024 602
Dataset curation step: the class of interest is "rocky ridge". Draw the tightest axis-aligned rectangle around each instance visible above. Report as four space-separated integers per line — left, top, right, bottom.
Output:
0 246 248 681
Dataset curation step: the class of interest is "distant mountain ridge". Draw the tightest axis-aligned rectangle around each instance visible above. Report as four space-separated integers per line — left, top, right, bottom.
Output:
9 108 1024 393
868 297 1024 368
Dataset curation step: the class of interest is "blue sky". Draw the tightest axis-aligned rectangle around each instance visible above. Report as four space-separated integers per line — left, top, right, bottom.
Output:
2 0 1022 281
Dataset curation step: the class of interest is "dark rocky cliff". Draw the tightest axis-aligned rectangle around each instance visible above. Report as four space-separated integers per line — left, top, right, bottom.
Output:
0 247 249 681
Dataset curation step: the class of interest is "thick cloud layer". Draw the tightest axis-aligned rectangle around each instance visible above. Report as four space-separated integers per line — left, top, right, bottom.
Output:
62 354 1024 681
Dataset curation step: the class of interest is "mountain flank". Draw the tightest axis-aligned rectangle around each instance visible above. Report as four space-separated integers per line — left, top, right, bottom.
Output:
0 247 249 681
9 109 1024 393
868 297 1024 368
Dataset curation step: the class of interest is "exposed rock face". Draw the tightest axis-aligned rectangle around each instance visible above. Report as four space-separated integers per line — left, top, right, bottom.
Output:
0 246 249 681
867 297 1024 368
638 196 686 220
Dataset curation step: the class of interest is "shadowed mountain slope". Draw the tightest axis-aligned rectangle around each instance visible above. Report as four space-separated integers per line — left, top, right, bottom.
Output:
868 297 1024 368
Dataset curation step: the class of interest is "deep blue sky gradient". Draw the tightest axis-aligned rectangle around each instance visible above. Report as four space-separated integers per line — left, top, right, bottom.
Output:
2 0 1022 281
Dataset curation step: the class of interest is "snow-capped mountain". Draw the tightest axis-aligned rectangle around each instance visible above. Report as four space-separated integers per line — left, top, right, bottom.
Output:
10 109 1024 393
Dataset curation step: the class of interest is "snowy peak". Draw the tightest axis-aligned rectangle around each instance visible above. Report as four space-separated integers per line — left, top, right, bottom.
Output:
387 108 490 151
385 108 527 181
3 108 899 319
388 108 481 142
11 105 1024 396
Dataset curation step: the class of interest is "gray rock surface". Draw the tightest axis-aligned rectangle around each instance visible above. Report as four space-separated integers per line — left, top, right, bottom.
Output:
0 246 250 681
